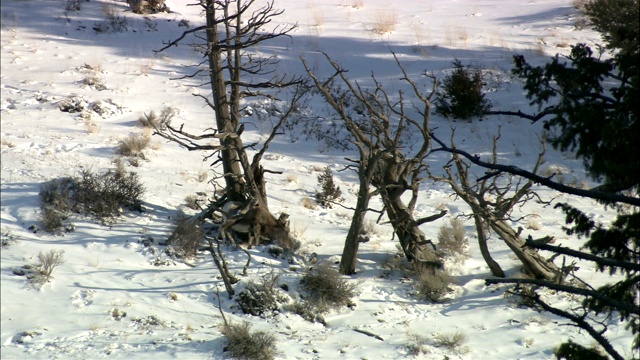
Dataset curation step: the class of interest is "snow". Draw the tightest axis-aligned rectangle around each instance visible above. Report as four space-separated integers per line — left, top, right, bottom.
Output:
1 0 633 359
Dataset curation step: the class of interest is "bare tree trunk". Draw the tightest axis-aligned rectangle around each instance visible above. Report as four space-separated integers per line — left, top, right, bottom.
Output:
489 217 559 280
205 1 245 202
340 175 372 275
473 214 505 277
382 190 441 273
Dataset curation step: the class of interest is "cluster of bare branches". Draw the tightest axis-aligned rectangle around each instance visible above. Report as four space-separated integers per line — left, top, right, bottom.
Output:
429 128 560 280
430 116 638 360
151 0 306 295
154 0 304 210
303 52 446 275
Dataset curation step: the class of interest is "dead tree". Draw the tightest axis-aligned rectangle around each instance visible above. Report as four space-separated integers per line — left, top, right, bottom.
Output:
303 52 446 275
154 0 304 209
429 128 560 280
151 0 304 298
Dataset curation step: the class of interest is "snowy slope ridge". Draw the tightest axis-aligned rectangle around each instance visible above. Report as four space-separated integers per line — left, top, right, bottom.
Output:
1 1 632 359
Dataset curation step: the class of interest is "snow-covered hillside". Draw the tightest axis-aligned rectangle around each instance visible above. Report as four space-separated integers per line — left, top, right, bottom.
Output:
1 1 632 359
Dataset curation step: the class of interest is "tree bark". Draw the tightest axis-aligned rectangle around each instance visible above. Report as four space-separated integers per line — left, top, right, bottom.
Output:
473 213 505 277
373 158 440 272
205 0 245 202
340 174 372 275
488 217 559 280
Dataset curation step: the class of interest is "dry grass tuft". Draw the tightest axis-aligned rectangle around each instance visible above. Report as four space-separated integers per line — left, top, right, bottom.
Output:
433 331 469 354
437 218 468 259
28 250 66 286
371 10 397 34
221 321 278 360
301 197 317 209
415 268 455 303
116 132 151 159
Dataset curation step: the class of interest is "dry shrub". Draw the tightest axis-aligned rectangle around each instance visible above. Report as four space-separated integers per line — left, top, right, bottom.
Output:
39 177 76 233
126 0 169 14
29 250 65 285
116 132 150 159
1 228 18 248
98 3 128 32
40 206 67 234
437 218 468 259
138 107 176 130
39 162 144 231
433 331 469 354
184 194 201 210
300 262 356 311
168 217 204 258
301 197 317 209
73 166 144 220
415 268 454 303
235 273 286 317
406 333 430 356
554 340 608 360
221 321 278 360
371 10 397 34
64 0 84 11
82 75 106 91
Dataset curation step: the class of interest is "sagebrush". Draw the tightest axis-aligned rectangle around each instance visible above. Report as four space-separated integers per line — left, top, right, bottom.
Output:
299 262 356 311
221 321 278 360
437 217 468 259
28 250 66 286
39 166 144 232
167 217 204 259
235 273 286 317
415 268 455 303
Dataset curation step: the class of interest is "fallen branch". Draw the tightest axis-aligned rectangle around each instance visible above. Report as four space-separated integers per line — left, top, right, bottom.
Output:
353 328 384 341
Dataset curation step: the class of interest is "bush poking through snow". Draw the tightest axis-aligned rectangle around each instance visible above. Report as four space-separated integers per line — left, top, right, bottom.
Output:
39 166 144 231
299 262 356 311
315 166 342 209
433 331 469 354
405 333 431 356
435 59 492 120
183 194 201 210
138 107 176 130
116 133 151 159
553 340 608 360
1 228 18 248
29 250 65 286
39 177 76 233
221 321 278 360
126 0 170 14
437 218 468 259
415 268 455 303
235 273 286 317
286 300 327 325
73 166 144 220
64 0 84 11
167 217 204 259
